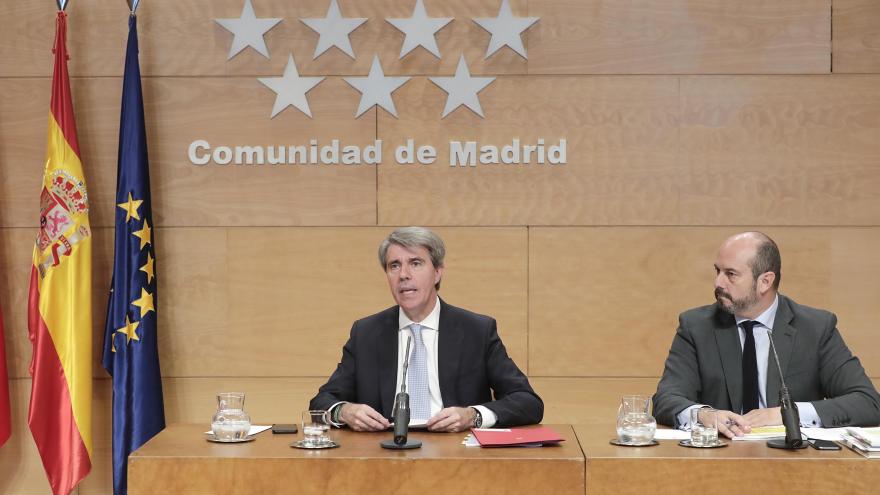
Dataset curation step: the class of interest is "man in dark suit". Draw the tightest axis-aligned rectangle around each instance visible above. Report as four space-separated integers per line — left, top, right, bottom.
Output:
310 227 542 432
654 232 880 438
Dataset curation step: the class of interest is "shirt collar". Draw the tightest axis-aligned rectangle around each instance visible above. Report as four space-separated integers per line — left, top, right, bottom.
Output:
398 296 441 331
735 294 779 331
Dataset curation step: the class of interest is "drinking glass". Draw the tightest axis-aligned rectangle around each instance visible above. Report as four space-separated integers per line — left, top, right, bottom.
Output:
301 410 332 447
690 407 719 446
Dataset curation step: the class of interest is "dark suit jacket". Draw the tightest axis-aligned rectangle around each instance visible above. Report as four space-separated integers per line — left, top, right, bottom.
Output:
309 300 543 427
653 295 880 428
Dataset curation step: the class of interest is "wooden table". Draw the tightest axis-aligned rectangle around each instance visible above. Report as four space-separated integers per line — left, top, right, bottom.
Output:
128 424 585 495
577 423 880 495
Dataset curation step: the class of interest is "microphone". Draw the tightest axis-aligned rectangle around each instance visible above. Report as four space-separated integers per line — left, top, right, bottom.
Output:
765 329 807 450
392 389 410 444
393 336 412 444
381 336 422 450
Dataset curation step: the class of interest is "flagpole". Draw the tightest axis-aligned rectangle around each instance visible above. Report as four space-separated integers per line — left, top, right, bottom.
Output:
56 0 70 12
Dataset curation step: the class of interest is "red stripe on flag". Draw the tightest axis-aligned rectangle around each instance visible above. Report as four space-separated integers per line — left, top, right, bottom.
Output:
27 268 91 495
50 12 80 158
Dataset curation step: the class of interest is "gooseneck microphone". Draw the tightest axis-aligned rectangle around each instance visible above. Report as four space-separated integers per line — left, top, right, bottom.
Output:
766 329 807 450
393 337 412 444
381 336 422 450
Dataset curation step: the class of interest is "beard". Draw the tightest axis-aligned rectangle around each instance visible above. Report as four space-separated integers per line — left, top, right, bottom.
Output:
714 285 760 315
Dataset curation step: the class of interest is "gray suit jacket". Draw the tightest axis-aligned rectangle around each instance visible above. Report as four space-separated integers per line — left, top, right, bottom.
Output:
653 295 880 428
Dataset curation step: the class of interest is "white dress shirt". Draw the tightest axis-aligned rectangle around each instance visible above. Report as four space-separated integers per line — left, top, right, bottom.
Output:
678 295 822 429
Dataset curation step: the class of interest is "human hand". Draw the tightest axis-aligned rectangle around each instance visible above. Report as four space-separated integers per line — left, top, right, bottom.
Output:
339 403 391 431
710 409 751 439
742 407 782 427
425 407 476 432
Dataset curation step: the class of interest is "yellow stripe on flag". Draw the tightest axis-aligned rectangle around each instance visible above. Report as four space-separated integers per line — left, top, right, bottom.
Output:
32 114 93 458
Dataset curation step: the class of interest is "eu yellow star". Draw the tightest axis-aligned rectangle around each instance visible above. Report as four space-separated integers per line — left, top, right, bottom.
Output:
131 288 155 318
117 192 143 222
140 252 155 283
133 220 152 250
113 315 141 352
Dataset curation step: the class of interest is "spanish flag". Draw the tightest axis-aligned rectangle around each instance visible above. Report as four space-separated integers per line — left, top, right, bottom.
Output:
28 11 92 495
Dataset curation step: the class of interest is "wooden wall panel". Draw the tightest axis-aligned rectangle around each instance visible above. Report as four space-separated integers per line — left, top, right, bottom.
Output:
377 76 681 226
187 227 528 377
3 227 527 379
829 228 880 376
679 75 880 226
529 227 879 377
832 0 880 73
0 229 36 379
529 0 831 75
533 377 660 426
379 75 880 226
143 77 378 227
530 227 717 377
0 1 835 78
0 0 529 78
0 76 378 228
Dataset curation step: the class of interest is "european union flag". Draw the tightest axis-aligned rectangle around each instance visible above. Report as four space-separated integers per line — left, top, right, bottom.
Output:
101 14 165 495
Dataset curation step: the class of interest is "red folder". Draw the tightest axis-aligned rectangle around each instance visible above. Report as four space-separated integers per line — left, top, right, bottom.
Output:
471 427 564 447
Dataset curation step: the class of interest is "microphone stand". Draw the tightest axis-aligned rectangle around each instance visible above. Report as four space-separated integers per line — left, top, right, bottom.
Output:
766 330 807 450
381 336 422 449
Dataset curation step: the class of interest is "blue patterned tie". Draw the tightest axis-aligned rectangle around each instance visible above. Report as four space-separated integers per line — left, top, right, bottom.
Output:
407 324 431 421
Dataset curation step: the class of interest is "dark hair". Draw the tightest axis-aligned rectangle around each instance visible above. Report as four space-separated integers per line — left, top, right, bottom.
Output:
749 232 781 290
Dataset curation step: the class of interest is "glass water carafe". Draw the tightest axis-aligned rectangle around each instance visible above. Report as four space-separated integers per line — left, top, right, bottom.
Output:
616 395 657 444
211 392 251 440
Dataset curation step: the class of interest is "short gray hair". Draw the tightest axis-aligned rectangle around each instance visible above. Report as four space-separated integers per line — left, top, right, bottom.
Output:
378 227 446 289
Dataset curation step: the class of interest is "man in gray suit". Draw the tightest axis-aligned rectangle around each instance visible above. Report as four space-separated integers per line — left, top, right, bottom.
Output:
653 232 880 438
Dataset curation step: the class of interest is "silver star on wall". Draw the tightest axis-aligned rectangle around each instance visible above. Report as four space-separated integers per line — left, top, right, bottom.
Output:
344 55 411 118
258 54 325 118
301 0 368 60
215 0 282 59
429 55 495 118
473 0 539 59
386 0 453 59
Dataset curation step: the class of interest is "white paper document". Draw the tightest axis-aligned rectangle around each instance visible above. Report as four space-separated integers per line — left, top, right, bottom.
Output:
653 429 690 440
654 426 848 443
204 425 272 436
802 427 849 441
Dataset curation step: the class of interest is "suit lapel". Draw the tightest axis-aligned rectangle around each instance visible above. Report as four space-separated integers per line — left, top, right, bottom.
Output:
437 300 462 407
715 309 743 413
766 296 797 408
378 308 399 418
